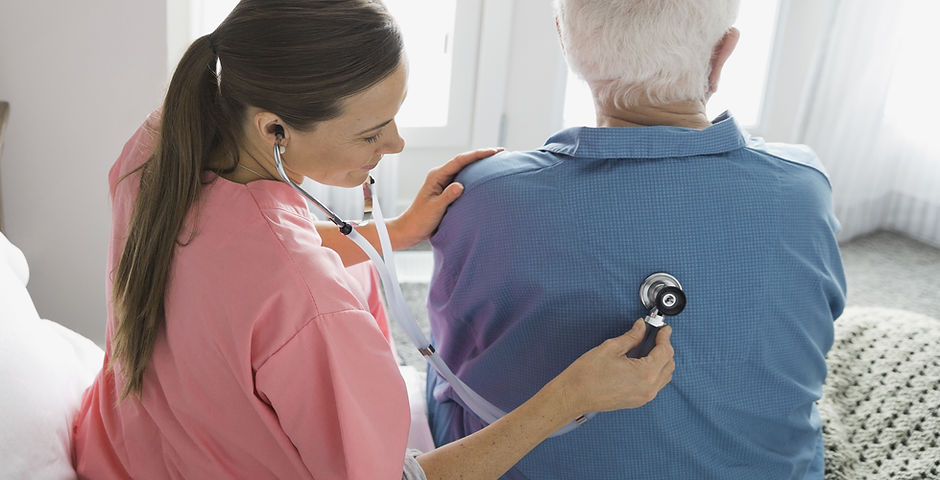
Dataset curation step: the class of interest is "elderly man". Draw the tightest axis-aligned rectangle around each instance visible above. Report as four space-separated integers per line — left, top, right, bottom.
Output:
425 1 846 478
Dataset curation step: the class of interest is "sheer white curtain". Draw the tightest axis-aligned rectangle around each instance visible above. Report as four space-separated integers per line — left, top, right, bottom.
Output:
301 154 400 221
797 0 940 246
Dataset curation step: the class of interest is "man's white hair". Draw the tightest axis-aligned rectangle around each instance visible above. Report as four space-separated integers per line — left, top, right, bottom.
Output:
555 0 739 108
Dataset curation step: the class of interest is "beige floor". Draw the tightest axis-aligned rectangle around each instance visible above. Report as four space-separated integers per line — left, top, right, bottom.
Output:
839 230 940 318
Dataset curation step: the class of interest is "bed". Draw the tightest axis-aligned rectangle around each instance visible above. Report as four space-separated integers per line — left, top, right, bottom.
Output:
1 232 104 479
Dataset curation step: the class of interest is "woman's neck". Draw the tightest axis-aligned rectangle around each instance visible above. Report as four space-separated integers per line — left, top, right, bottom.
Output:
594 98 712 130
213 143 280 184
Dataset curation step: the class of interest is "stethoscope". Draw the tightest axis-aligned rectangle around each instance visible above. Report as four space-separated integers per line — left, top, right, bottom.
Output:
271 126 686 435
627 273 687 358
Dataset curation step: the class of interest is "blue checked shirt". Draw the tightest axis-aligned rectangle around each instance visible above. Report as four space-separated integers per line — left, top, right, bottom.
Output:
426 113 846 480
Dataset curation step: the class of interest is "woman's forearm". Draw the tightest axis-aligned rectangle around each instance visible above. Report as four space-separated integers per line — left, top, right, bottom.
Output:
317 148 503 266
315 218 414 267
415 378 577 480
415 322 675 479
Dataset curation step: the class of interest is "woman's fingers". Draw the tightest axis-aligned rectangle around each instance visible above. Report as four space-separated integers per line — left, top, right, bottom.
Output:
426 148 503 190
439 182 465 203
438 148 503 177
607 319 647 355
647 327 675 389
614 323 674 405
647 326 675 364
390 149 500 248
557 320 677 413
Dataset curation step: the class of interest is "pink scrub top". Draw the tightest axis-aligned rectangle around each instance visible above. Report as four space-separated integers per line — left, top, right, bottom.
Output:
72 112 410 479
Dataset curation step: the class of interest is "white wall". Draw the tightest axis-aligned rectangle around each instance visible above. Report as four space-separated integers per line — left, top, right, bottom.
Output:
0 1 167 345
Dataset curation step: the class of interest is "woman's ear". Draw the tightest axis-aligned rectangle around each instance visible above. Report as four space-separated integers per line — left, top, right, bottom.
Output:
707 27 740 98
253 111 287 148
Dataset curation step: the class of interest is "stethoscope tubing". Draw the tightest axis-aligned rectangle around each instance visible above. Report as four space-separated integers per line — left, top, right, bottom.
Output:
273 139 353 234
272 139 594 436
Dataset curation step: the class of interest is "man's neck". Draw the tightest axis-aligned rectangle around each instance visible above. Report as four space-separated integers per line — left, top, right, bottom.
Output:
595 98 712 130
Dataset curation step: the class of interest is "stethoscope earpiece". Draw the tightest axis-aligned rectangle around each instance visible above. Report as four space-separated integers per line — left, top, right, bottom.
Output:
274 124 286 154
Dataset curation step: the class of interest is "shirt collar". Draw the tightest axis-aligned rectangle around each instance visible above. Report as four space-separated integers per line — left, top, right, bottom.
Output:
204 172 311 218
539 111 748 159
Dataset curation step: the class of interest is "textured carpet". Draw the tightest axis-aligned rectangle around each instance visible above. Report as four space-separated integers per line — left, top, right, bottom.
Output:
840 231 940 319
820 306 940 480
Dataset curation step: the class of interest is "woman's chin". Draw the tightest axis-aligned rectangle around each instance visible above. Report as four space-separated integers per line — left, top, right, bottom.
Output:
341 172 372 189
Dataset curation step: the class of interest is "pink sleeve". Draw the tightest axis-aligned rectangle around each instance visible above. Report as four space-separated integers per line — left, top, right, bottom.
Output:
344 262 392 344
254 310 410 480
109 109 161 199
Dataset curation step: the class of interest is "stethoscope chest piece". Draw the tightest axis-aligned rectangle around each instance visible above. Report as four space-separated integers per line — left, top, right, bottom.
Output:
627 272 686 358
639 272 686 317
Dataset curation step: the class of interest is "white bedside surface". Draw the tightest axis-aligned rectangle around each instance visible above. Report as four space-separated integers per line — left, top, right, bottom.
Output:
393 250 434 283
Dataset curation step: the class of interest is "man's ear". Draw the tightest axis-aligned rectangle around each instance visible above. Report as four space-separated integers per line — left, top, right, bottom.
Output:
555 14 566 56
707 27 740 97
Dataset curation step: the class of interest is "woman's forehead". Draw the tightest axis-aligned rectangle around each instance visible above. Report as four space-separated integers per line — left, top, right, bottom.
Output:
334 62 408 130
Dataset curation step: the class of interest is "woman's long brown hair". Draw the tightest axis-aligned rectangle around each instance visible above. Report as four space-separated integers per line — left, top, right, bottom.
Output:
110 0 403 399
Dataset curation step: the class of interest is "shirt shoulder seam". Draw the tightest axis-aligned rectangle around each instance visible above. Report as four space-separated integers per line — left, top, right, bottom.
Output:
254 308 368 371
462 154 566 193
744 144 833 189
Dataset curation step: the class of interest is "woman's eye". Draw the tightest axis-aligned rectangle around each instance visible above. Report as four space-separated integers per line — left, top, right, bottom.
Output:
363 132 382 144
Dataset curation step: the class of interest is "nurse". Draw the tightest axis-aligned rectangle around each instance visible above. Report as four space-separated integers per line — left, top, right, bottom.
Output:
71 1 675 478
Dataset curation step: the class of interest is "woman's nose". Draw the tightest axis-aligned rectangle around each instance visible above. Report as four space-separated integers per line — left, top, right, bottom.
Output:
380 122 405 154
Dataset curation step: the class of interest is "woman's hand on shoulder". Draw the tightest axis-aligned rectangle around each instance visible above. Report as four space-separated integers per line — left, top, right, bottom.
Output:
388 148 502 249
550 319 675 417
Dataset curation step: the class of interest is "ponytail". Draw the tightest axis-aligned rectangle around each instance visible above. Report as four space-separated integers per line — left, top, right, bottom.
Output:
109 0 402 400
110 35 226 399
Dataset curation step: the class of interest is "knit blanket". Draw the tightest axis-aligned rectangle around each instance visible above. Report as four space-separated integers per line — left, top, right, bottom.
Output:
820 307 940 479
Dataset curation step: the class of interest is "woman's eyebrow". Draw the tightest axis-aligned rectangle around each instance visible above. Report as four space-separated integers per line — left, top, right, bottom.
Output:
355 119 393 136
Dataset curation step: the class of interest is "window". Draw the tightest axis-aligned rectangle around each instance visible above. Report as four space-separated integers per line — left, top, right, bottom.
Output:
171 0 480 147
384 0 456 129
708 0 782 129
562 0 783 131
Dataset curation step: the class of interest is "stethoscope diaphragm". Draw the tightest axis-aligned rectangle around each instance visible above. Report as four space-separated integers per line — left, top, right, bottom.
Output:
627 272 686 358
639 272 686 317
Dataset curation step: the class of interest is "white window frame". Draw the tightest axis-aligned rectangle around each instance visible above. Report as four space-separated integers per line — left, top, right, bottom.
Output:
399 0 482 147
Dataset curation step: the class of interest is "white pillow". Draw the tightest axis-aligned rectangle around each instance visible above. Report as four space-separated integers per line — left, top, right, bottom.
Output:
1 231 39 324
0 233 104 480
